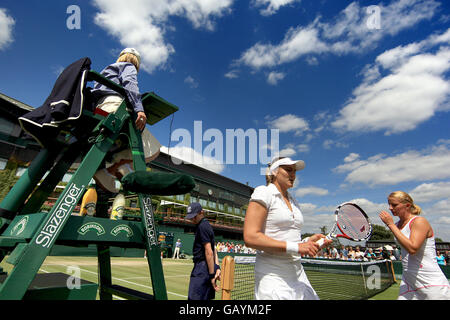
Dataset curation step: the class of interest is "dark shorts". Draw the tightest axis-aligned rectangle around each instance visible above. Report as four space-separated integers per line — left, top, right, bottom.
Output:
188 260 215 300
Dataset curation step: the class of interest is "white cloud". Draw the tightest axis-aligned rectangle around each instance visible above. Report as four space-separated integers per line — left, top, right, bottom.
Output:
344 153 359 163
334 140 450 186
332 29 450 135
184 75 199 88
298 203 341 233
92 0 233 73
267 71 285 85
224 70 239 79
296 144 309 153
322 140 333 150
427 199 450 220
275 143 310 158
160 145 225 173
306 56 318 66
322 139 349 150
436 213 450 224
409 181 450 203
0 8 15 50
278 147 296 157
252 0 300 16
237 22 327 70
295 187 329 197
233 0 440 72
320 0 440 53
267 114 309 135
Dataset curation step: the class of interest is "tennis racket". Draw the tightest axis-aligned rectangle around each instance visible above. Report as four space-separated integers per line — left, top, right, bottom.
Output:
316 202 372 246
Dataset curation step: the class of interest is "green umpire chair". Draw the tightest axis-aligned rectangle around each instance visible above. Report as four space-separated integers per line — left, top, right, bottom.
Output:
0 59 195 300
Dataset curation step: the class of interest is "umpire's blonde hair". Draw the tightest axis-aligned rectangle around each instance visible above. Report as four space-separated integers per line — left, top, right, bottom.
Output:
117 53 140 72
388 191 422 215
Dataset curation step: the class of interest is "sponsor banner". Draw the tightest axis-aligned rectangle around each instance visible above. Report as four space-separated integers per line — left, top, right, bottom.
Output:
141 196 157 247
77 222 106 236
111 224 134 238
35 183 84 248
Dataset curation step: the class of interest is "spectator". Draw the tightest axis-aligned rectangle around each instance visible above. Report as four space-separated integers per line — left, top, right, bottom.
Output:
330 246 339 259
436 251 446 266
340 245 348 260
365 248 376 261
348 246 356 260
384 245 396 260
172 239 182 259
355 246 364 260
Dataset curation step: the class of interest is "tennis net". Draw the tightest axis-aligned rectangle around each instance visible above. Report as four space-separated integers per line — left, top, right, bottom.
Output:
221 255 396 300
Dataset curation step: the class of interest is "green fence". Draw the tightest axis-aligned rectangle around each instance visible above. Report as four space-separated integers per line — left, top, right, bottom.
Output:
392 261 450 279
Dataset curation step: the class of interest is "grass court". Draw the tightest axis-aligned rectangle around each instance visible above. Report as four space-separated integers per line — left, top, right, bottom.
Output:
0 256 399 300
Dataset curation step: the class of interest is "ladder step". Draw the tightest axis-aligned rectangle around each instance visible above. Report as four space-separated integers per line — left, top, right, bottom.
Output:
103 284 154 300
6 243 27 265
0 236 27 248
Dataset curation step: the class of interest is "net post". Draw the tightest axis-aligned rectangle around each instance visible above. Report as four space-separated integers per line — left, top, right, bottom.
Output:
386 260 397 283
360 262 368 296
221 255 235 300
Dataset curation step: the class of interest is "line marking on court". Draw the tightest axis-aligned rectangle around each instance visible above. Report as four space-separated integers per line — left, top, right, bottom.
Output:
78 267 188 298
73 266 188 298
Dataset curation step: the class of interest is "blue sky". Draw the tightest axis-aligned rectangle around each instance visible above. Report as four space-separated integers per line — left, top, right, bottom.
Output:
1 0 450 240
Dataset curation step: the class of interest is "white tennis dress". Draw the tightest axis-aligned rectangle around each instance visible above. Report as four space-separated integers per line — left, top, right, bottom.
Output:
250 183 319 300
397 216 450 300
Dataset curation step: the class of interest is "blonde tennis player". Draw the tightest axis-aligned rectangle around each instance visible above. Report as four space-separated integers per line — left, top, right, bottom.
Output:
379 191 450 300
244 157 331 300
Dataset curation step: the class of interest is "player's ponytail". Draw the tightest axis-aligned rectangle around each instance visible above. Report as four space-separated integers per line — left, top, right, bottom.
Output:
412 203 422 216
388 191 421 215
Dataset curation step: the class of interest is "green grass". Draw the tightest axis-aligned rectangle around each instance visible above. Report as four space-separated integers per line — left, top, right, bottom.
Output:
370 282 400 300
0 256 398 300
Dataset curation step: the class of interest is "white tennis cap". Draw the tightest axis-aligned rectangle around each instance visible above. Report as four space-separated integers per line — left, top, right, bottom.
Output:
119 48 141 64
269 157 305 175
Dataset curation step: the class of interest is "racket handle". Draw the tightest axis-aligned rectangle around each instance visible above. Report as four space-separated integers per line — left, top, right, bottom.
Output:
316 235 331 247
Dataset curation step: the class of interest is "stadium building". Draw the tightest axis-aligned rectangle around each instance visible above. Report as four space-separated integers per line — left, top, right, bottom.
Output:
0 92 253 257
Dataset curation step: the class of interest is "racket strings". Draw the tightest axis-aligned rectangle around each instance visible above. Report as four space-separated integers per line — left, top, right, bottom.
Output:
337 205 371 240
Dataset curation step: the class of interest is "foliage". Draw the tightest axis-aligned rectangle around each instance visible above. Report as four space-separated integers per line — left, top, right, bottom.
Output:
0 161 19 202
370 224 394 240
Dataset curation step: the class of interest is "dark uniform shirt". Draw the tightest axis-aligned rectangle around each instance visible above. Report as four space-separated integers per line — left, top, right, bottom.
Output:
188 218 216 300
192 218 215 263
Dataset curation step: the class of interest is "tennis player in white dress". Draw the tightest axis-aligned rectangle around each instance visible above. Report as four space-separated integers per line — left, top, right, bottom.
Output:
244 157 332 300
379 191 450 300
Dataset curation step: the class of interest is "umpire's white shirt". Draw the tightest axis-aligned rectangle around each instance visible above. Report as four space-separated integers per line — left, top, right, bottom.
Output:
250 183 319 300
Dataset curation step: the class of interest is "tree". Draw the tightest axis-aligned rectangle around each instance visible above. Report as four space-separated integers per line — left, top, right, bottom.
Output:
370 224 394 240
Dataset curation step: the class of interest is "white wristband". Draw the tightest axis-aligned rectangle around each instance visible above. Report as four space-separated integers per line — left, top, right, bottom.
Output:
286 241 299 254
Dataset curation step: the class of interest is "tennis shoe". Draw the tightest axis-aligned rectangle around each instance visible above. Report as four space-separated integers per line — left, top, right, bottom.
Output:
116 163 133 180
94 168 119 193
